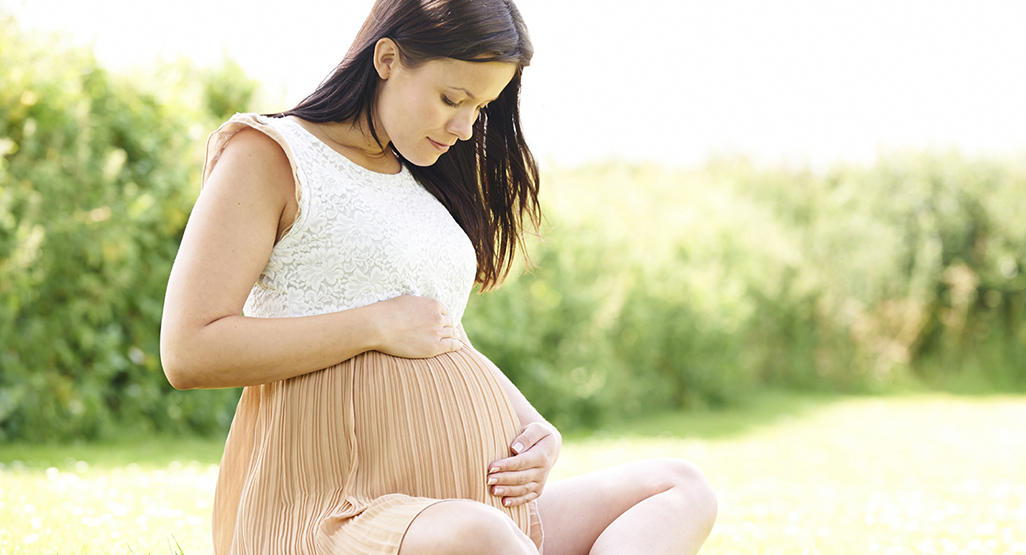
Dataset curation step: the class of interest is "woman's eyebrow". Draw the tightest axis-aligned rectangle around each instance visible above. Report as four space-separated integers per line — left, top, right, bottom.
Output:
448 86 498 103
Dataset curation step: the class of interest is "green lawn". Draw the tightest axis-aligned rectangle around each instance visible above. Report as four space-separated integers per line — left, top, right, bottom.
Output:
2 391 1025 554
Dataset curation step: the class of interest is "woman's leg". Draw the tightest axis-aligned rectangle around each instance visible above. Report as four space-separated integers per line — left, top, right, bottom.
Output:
399 499 539 555
537 458 717 555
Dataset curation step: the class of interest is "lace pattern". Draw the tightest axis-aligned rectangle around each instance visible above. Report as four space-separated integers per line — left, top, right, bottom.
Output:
205 113 479 323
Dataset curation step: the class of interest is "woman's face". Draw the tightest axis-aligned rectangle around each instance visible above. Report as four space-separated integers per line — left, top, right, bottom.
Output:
373 42 517 166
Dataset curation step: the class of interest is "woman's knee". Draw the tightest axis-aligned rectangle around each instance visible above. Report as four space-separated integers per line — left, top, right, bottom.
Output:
658 458 718 528
400 500 536 555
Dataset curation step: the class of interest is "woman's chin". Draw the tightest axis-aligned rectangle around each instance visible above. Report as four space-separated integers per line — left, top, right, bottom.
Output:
402 151 445 167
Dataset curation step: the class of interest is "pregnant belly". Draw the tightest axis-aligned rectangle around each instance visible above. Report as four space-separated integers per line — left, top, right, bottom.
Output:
347 347 522 503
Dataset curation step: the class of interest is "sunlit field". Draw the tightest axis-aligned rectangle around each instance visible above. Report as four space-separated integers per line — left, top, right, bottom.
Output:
2 392 1025 554
566 392 1026 554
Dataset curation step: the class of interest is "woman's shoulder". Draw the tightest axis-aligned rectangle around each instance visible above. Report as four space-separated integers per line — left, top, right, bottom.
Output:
202 114 295 204
203 114 294 185
208 113 291 151
207 112 279 141
203 114 304 245
217 111 278 127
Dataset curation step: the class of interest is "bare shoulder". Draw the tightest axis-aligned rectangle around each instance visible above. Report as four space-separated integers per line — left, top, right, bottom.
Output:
208 125 298 241
214 126 293 193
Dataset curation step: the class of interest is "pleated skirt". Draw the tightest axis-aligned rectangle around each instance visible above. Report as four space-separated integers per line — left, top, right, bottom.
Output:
211 344 544 554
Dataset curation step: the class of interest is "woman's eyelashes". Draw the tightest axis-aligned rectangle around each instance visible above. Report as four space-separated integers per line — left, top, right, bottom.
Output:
441 95 489 112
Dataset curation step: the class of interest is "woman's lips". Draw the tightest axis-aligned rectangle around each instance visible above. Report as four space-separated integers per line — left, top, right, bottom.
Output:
428 137 450 152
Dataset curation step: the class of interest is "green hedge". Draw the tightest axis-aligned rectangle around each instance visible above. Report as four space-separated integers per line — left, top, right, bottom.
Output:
2 16 1024 440
0 17 256 441
463 157 1026 428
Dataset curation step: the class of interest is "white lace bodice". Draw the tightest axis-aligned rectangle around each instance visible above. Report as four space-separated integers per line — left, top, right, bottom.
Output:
202 113 479 323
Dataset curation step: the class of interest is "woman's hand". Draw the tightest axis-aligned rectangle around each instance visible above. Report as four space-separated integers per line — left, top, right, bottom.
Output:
487 421 562 507
370 295 464 358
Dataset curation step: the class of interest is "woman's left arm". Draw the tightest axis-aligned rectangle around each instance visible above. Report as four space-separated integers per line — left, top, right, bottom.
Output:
456 323 562 507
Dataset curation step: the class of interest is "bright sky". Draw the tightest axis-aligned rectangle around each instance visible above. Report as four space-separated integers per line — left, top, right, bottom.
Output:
5 0 1025 170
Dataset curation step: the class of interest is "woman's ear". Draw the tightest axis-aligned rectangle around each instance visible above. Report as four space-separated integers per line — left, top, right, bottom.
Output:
373 38 399 79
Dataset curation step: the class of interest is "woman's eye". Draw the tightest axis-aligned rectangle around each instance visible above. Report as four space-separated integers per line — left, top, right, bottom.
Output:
442 95 458 107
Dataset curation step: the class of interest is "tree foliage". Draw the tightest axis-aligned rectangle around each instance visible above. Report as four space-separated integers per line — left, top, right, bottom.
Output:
464 156 1026 428
0 16 257 441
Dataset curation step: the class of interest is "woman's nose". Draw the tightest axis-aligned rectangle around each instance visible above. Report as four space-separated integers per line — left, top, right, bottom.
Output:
447 110 476 142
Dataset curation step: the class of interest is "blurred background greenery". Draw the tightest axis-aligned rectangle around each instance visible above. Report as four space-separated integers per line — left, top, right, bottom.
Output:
1 11 1024 446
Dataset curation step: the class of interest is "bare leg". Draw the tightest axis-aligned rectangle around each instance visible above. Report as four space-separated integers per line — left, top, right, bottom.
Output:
537 458 717 555
399 499 539 555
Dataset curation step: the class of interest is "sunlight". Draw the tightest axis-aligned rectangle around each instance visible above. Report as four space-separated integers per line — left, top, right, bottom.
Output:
5 0 1025 169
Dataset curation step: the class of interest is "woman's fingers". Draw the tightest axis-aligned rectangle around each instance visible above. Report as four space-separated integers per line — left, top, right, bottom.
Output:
432 301 460 353
489 448 545 476
488 471 545 506
437 323 463 352
509 422 553 455
487 463 549 509
500 490 539 507
374 295 465 358
486 431 556 506
490 481 538 498
487 467 543 487
446 336 464 352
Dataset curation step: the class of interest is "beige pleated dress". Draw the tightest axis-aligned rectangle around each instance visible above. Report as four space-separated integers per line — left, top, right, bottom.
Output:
203 113 544 554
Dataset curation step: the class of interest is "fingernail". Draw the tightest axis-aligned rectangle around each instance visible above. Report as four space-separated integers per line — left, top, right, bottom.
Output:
494 487 504 495
503 498 511 506
488 476 497 484
489 466 500 473
512 442 524 453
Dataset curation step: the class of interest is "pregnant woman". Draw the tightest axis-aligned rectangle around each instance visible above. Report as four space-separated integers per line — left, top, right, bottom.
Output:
159 0 717 553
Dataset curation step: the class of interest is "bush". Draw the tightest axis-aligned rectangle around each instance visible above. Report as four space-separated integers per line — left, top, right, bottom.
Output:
0 16 257 441
464 156 1026 429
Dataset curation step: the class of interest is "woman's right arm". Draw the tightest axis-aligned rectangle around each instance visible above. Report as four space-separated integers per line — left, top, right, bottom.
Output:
159 128 460 390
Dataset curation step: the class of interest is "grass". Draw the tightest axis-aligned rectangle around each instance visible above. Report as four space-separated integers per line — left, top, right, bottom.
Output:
2 390 1025 553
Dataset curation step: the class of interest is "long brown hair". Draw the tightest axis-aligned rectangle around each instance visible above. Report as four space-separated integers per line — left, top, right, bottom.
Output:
269 0 540 292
